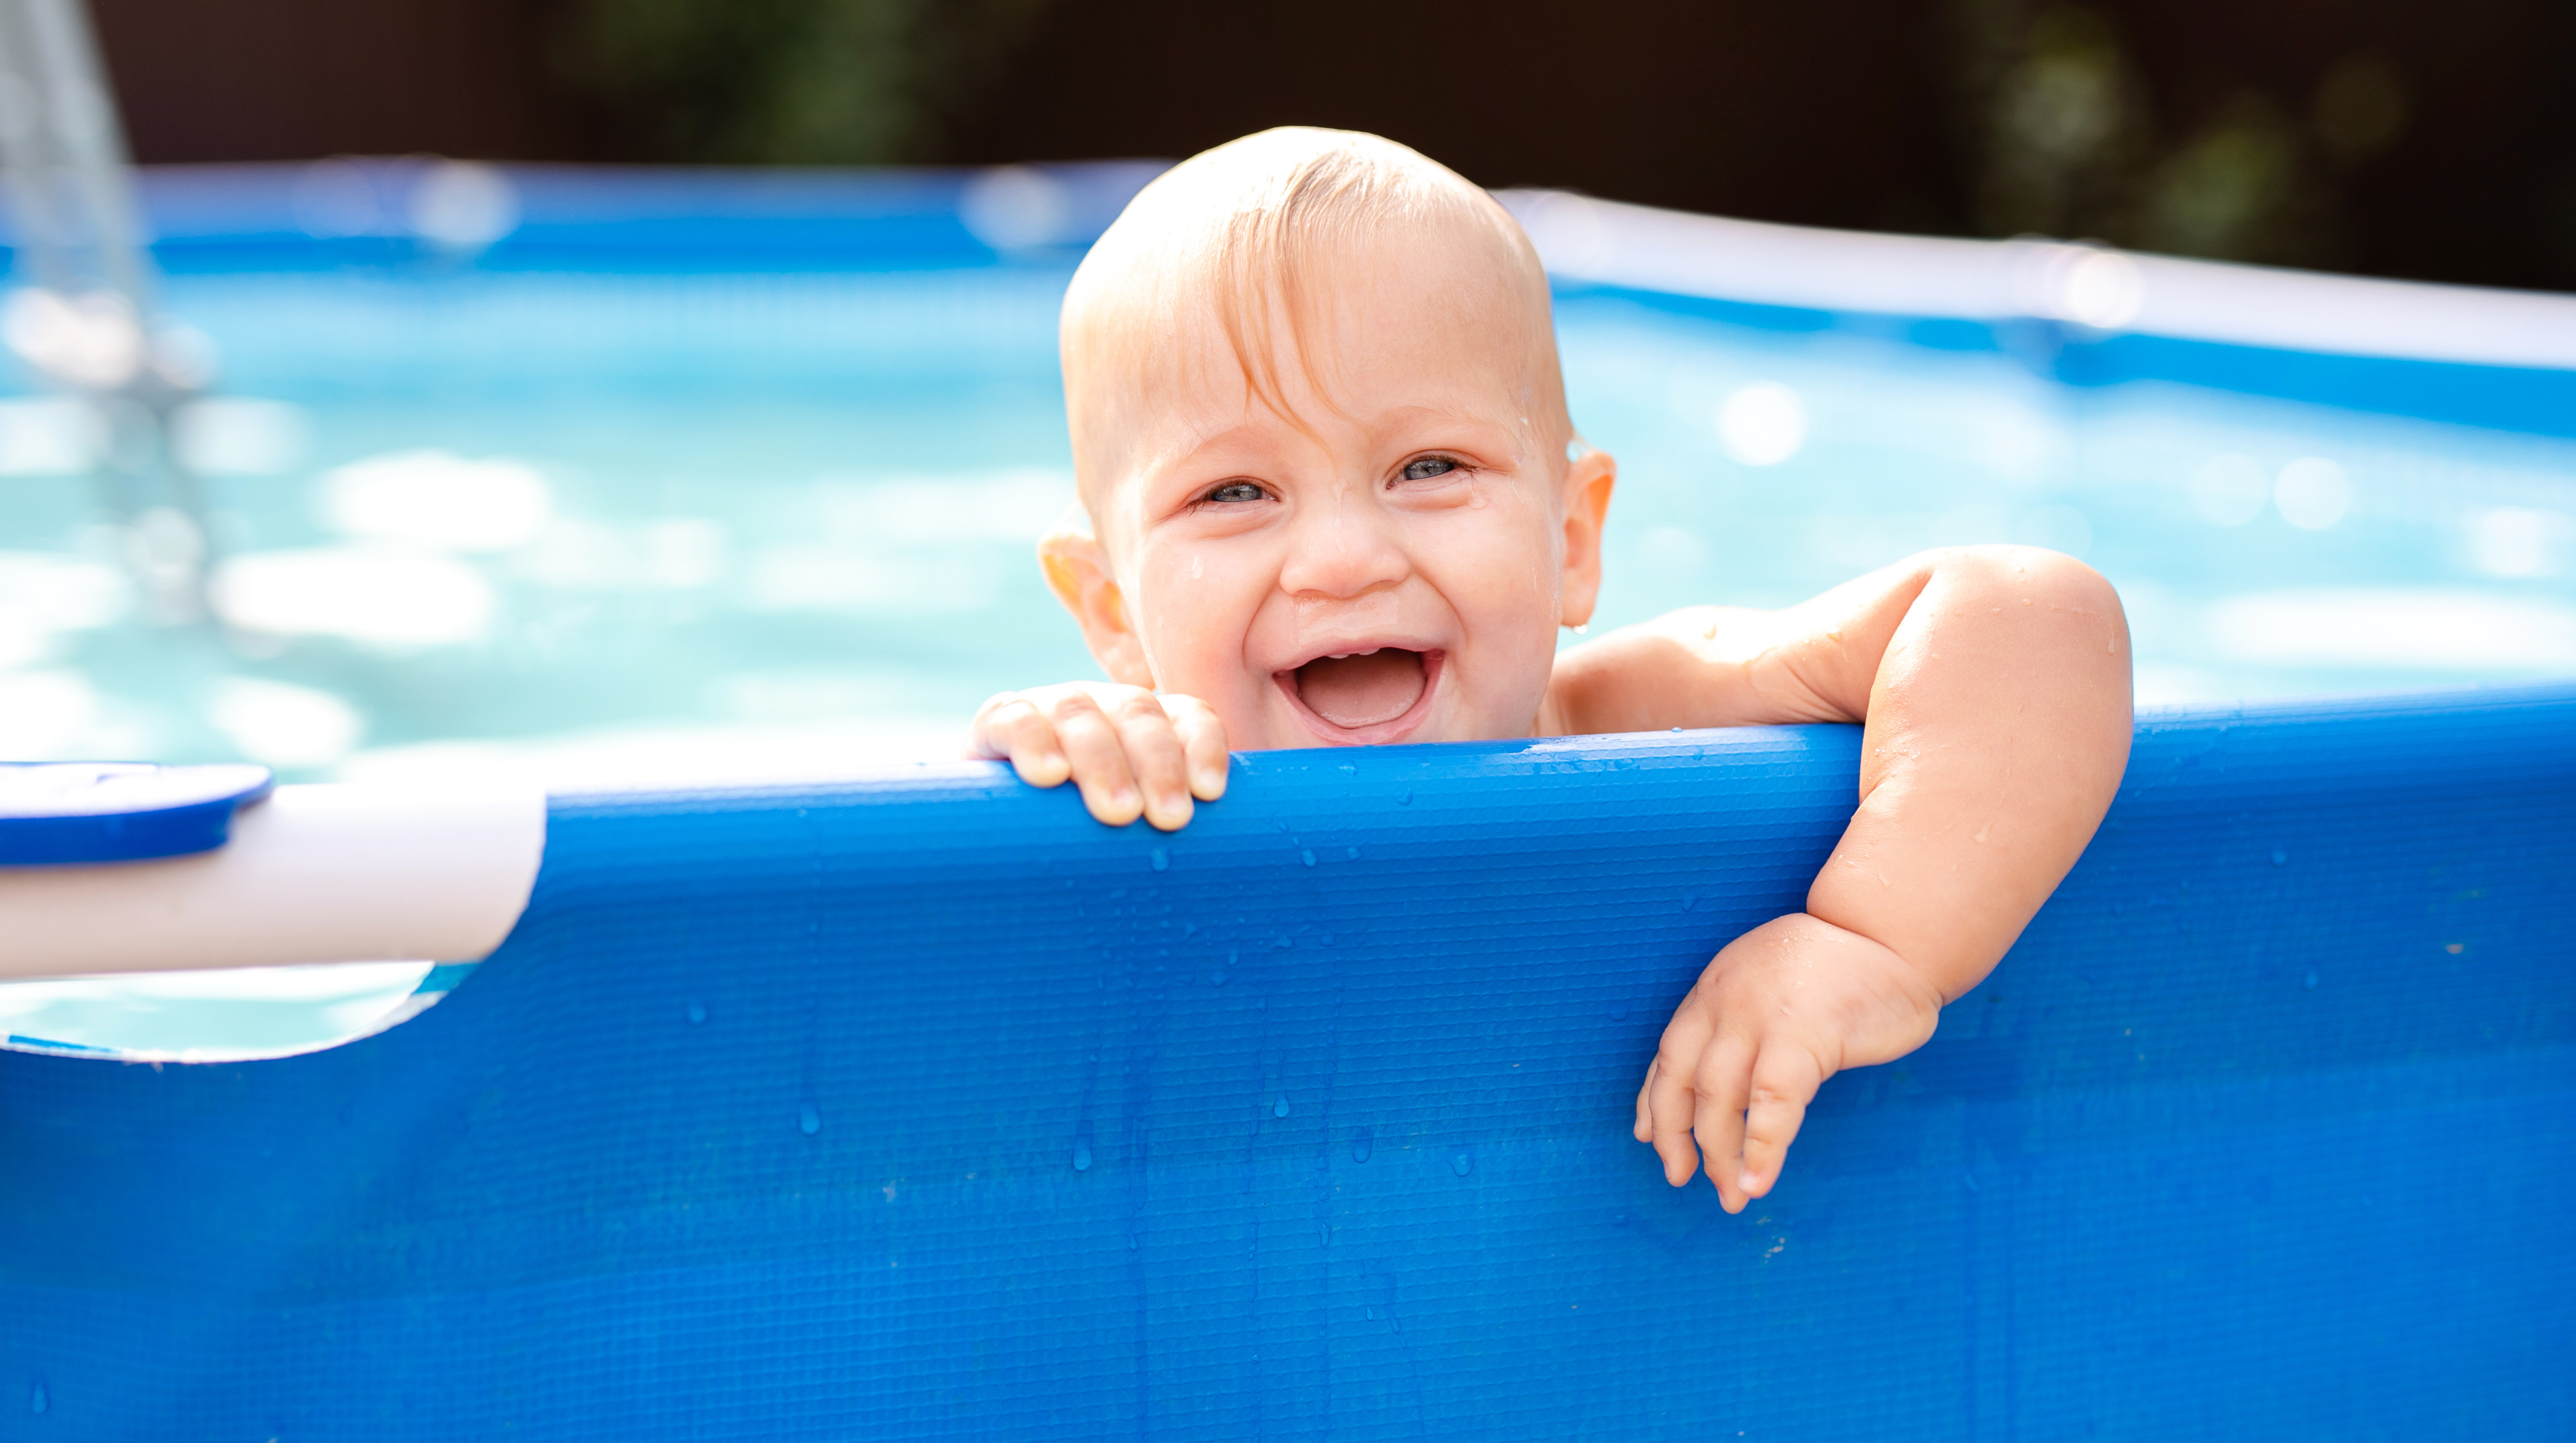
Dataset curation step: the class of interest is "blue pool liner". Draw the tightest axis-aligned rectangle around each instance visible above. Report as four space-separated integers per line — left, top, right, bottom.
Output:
0 689 2569 1438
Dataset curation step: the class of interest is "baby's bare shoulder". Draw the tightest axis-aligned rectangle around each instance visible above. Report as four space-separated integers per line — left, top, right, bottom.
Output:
1543 605 1835 734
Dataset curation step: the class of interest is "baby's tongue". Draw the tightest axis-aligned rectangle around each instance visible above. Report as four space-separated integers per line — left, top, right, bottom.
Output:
1294 649 1425 729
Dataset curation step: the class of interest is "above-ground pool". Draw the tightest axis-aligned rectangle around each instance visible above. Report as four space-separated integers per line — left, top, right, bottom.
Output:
2 165 2574 1440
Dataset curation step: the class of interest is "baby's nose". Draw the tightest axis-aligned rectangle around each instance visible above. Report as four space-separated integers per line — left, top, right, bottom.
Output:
1278 494 1409 599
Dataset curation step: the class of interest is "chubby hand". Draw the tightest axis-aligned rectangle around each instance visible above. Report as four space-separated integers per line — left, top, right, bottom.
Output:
966 682 1229 830
1635 912 1946 1212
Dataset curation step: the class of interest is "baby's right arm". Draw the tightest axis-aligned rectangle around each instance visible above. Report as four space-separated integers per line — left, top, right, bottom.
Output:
965 683 1229 832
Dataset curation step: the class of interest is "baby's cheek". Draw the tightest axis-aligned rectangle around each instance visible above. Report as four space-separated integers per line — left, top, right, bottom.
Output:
1137 571 1265 705
1441 522 1568 718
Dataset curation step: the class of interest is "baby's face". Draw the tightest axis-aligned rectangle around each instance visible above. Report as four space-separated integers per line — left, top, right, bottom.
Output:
1068 232 1607 751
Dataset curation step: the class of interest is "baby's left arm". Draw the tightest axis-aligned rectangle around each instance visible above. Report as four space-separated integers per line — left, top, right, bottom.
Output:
1546 546 2132 1211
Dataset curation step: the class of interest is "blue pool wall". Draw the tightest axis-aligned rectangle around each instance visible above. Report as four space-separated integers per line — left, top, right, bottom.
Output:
1 689 2571 1439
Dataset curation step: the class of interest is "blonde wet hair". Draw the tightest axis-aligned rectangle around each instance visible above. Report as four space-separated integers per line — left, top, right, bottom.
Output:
1059 127 1568 515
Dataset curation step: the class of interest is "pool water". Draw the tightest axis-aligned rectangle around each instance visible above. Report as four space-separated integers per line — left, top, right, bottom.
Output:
4 164 2573 1052
8 256 2576 792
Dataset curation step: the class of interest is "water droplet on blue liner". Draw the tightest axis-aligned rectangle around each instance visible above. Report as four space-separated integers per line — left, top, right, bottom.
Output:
1302 849 1316 867
29 1380 46 1415
1151 847 1169 872
1318 1225 1330 1249
1275 1095 1291 1118
1346 846 1359 860
1208 968 1226 986
1351 1128 1373 1162
1607 1001 1629 1022
2304 970 2319 990
1399 789 1412 805
686 999 707 1025
1073 1142 1093 1171
798 1102 822 1135
1451 1149 1475 1177
2271 848 2288 866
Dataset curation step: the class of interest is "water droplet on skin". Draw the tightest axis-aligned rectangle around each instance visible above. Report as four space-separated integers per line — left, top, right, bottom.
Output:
686 1000 706 1025
1351 1128 1373 1162
1451 1150 1475 1177
1151 847 1169 872
1301 849 1316 867
1190 553 1204 580
798 1102 822 1135
1073 1142 1093 1171
2271 848 2288 866
1468 490 1488 509
1275 1095 1291 1118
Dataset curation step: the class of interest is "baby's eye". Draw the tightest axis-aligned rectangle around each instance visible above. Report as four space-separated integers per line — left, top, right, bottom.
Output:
1202 480 1268 505
1400 455 1461 482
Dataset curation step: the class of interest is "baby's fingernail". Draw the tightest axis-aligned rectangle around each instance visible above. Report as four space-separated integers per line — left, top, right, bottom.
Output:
1738 1169 1761 1194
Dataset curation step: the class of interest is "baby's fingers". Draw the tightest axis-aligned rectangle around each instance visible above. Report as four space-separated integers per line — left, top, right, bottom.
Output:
1047 692 1148 826
1163 695 1229 802
1105 691 1195 831
969 695 1071 789
1688 1035 1757 1210
1738 1045 1826 1205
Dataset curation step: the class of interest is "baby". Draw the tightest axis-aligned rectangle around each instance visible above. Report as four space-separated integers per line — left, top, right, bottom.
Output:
966 128 2132 1213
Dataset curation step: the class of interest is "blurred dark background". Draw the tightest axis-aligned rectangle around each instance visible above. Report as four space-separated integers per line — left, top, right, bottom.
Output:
90 0 2576 291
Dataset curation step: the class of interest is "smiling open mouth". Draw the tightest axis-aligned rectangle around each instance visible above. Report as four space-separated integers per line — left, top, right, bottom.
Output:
1278 648 1442 742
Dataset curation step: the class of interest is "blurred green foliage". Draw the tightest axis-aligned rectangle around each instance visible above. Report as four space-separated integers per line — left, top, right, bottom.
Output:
543 0 1057 163
1949 1 2408 267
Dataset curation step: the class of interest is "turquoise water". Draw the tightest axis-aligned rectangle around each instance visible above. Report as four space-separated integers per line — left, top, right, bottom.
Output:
8 262 2576 794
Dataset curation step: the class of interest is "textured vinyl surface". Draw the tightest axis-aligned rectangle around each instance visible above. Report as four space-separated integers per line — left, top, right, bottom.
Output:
2 692 2572 1440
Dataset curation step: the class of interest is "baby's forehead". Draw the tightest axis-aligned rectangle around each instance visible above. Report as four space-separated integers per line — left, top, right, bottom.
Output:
1070 226 1557 421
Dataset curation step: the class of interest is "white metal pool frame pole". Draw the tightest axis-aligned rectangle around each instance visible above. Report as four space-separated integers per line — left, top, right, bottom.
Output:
0 786 549 981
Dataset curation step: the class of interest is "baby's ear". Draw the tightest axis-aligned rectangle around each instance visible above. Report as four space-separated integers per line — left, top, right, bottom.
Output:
1038 509 1156 687
1558 446 1618 629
